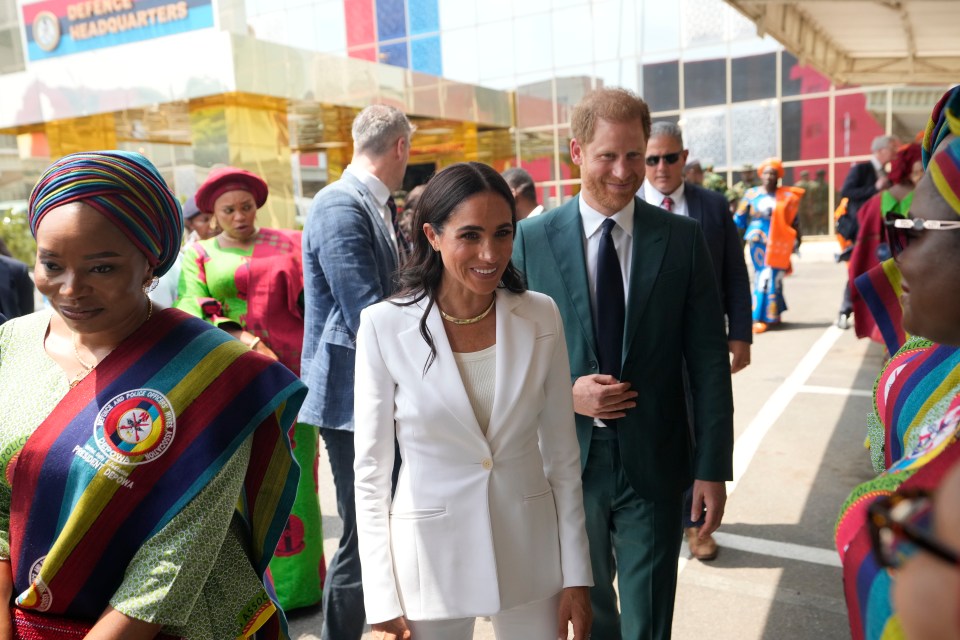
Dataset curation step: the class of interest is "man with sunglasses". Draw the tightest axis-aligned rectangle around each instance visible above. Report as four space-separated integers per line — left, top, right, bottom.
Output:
638 122 751 562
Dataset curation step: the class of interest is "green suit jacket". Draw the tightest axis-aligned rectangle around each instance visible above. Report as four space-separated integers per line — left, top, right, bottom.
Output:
512 196 734 500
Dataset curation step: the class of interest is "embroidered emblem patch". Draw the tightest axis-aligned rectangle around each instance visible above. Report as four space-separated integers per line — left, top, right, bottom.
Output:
94 389 176 465
16 556 52 611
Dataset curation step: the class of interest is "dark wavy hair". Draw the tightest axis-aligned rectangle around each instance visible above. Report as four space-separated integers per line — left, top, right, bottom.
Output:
392 162 526 373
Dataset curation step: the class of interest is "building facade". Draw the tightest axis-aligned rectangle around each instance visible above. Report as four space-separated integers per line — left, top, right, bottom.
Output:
0 0 949 234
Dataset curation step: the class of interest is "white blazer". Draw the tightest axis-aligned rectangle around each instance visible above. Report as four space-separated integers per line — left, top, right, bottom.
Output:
354 289 592 623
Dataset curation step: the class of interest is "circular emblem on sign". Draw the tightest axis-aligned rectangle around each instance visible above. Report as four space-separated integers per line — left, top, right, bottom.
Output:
32 11 61 53
94 389 176 465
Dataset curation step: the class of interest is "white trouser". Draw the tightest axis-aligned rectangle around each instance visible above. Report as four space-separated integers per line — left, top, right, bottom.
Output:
406 593 561 640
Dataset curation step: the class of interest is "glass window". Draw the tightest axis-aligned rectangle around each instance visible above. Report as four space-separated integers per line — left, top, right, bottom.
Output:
681 0 726 48
730 102 777 167
345 0 376 49
782 97 829 162
683 108 727 169
378 41 408 68
513 14 553 75
654 115 680 125
438 0 476 29
408 0 439 35
376 0 407 41
643 61 680 112
477 21 515 81
592 0 636 62
440 26 479 84
519 129 557 182
517 81 554 128
642 0 680 52
731 54 776 102
683 58 726 108
781 51 831 97
314 2 347 53
558 127 579 182
835 91 887 158
552 5 592 70
411 36 442 76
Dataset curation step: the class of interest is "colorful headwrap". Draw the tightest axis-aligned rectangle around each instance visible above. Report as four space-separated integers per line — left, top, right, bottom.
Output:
888 143 922 186
757 158 784 179
921 85 960 169
28 151 183 277
195 166 268 213
929 137 960 219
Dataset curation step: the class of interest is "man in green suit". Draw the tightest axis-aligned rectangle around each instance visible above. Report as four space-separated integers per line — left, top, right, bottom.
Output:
512 87 734 640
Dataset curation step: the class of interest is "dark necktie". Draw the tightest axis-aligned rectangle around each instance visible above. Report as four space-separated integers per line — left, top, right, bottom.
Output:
596 218 625 384
661 196 674 213
387 196 407 260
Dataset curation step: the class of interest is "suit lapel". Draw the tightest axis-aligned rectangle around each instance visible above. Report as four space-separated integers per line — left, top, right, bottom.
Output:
685 184 704 225
624 199 669 353
398 301 485 440
343 172 398 271
545 201 597 358
486 293 534 441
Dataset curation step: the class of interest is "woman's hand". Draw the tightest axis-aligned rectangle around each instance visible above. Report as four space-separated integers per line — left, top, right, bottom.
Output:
371 616 412 639
251 339 279 360
84 606 162 639
557 586 592 640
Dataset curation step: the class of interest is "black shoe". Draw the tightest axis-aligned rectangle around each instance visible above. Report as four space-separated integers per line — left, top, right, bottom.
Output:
837 313 851 330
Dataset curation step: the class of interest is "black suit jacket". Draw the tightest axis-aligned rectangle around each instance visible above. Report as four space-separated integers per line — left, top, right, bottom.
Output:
639 184 753 344
0 256 34 321
841 161 879 218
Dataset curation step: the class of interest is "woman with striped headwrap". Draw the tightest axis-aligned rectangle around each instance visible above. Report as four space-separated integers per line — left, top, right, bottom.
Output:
836 87 960 640
734 158 805 333
0 151 305 639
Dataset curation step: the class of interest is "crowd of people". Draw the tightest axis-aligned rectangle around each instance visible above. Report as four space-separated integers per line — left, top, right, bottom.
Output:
0 83 956 640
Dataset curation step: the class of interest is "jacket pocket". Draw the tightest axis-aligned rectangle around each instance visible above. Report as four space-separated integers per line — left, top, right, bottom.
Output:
523 488 553 502
390 508 447 520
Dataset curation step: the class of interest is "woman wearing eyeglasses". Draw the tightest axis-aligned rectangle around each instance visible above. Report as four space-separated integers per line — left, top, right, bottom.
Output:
836 87 960 640
733 159 804 334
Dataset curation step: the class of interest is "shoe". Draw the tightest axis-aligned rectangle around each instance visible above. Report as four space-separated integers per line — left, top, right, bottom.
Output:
685 526 718 561
752 321 768 334
837 313 851 330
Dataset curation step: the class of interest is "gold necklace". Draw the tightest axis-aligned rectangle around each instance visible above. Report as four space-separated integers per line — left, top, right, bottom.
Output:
438 296 496 325
68 298 153 387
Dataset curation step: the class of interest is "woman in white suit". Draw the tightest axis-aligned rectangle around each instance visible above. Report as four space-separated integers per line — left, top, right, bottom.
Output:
354 162 593 640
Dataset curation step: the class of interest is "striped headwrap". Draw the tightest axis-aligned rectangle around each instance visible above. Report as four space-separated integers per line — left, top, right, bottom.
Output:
927 88 960 219
921 85 960 169
28 151 183 277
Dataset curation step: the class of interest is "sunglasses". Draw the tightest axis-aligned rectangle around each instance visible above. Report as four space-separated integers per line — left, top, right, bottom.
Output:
867 490 960 569
883 215 960 257
645 152 682 167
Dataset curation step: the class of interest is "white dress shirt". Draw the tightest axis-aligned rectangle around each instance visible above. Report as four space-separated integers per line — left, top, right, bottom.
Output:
579 195 634 428
642 180 688 217
344 164 399 253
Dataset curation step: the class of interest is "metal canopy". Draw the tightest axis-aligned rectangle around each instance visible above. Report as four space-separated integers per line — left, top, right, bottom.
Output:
724 1 960 85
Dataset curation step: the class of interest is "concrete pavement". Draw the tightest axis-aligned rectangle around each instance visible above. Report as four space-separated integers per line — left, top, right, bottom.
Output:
289 240 875 639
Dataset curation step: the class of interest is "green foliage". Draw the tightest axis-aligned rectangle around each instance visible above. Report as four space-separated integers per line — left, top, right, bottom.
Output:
0 208 36 267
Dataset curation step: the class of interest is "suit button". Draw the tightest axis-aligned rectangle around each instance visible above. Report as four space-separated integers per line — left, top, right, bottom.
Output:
481 458 493 470
589 360 598 370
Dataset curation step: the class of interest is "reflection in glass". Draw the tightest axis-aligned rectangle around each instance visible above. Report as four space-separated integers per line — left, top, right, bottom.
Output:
684 58 726 109
730 102 776 167
519 129 556 183
643 61 680 112
782 97 829 162
835 92 886 158
683 109 727 169
731 54 776 102
781 51 831 97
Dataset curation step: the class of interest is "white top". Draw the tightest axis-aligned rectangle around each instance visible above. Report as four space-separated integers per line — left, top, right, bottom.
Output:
526 204 545 218
453 344 497 436
642 180 688 217
345 164 399 253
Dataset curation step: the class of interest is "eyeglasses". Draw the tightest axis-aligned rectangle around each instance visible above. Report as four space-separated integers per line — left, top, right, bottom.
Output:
883 215 960 257
645 152 682 167
867 490 960 569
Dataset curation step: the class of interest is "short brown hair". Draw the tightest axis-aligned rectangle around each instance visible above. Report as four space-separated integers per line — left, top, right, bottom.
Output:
571 88 651 146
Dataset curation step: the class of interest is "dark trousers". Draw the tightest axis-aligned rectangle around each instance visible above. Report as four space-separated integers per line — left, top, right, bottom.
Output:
839 280 853 316
583 430 683 640
319 427 366 640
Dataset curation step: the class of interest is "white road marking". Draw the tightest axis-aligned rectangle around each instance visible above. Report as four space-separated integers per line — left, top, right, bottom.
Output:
712 532 841 567
799 384 873 398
